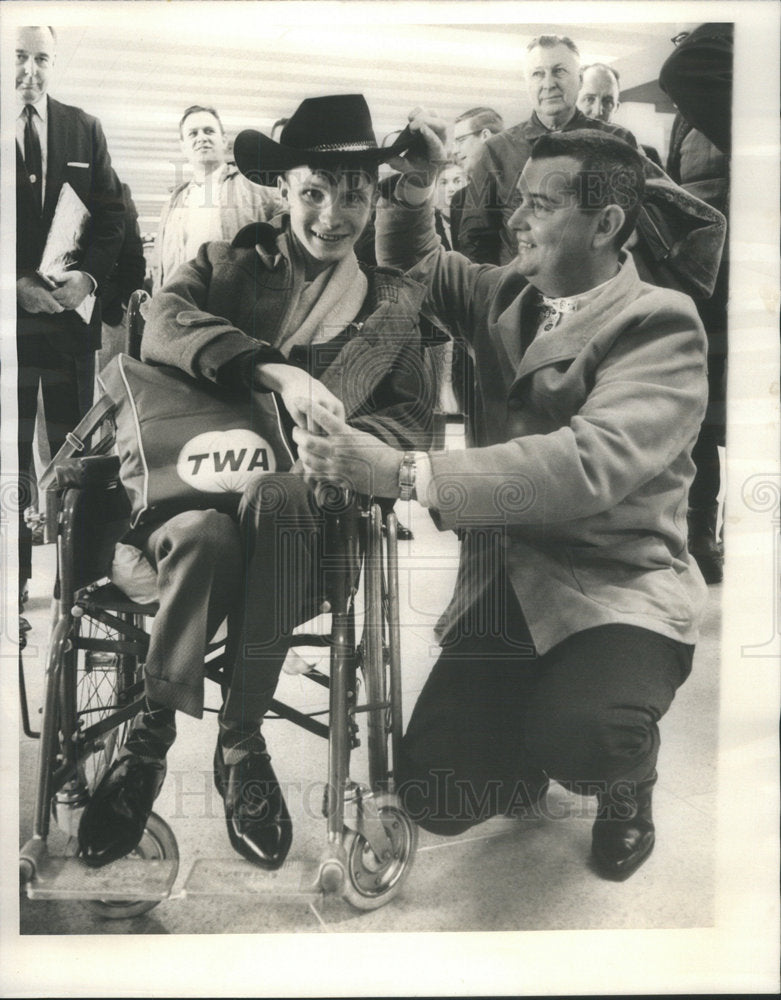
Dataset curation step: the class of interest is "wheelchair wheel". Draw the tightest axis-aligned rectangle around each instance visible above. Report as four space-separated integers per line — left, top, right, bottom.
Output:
341 792 417 911
87 812 179 920
71 612 140 793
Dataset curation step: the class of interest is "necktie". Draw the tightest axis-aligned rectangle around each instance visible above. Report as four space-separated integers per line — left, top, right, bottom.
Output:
23 104 43 210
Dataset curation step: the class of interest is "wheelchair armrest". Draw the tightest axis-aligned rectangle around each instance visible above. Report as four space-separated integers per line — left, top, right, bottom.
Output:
55 455 121 489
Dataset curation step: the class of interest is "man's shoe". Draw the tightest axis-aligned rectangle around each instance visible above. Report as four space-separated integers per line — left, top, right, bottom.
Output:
215 742 292 870
78 754 166 867
591 773 656 881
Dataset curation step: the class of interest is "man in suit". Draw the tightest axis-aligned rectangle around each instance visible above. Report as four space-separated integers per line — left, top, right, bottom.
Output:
458 35 638 265
16 25 125 604
297 115 709 882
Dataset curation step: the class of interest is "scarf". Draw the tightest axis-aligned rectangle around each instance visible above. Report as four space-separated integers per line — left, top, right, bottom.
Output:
276 233 368 357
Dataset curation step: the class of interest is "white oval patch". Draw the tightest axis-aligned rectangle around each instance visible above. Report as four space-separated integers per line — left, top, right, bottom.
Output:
176 429 277 493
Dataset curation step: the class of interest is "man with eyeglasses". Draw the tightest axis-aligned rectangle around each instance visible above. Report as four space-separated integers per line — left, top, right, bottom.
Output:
459 34 637 265
450 107 504 252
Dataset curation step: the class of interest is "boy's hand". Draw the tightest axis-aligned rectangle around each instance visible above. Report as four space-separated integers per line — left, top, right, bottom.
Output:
254 363 345 430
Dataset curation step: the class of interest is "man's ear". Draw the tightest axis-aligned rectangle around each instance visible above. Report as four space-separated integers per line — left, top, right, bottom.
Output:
593 205 625 248
277 174 290 202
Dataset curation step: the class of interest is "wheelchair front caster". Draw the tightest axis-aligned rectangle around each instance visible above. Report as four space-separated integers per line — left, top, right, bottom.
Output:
88 812 179 919
340 793 417 911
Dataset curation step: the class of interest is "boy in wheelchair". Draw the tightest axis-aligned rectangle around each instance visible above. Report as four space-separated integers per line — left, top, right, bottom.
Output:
78 95 433 870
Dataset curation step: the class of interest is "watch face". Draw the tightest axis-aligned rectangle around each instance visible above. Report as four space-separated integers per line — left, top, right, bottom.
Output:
398 453 416 501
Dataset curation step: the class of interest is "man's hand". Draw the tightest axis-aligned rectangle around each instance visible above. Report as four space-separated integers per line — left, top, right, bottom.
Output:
388 107 449 191
293 401 402 499
254 363 345 430
49 270 94 311
16 276 64 314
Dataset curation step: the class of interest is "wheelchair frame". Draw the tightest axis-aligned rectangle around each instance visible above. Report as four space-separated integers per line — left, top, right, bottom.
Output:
19 292 418 917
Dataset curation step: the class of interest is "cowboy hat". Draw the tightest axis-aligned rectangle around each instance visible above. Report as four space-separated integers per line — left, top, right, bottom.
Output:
234 94 415 184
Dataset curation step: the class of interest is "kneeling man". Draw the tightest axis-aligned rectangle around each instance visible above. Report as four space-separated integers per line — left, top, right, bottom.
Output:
295 116 709 881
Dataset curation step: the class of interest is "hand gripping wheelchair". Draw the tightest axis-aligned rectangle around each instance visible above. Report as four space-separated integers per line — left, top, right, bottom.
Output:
19 291 418 918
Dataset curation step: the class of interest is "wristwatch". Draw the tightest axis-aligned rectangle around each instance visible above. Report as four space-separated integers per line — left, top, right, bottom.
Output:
398 452 417 501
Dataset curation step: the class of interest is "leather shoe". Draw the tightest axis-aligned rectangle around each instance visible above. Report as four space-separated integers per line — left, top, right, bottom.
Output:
591 772 656 881
214 742 292 870
78 753 166 867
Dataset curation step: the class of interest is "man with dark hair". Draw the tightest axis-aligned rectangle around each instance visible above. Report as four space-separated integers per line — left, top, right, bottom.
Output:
459 33 638 265
451 106 505 252
16 24 125 608
154 104 283 290
297 116 709 882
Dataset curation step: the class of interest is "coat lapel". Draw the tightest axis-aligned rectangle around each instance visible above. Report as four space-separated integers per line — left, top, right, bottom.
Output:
319 275 427 417
510 255 642 390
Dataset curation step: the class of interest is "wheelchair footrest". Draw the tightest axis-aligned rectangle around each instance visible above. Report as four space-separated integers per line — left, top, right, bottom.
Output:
26 854 177 901
182 857 320 898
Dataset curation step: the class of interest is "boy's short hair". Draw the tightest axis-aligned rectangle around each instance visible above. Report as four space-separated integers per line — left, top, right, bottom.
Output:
530 130 645 247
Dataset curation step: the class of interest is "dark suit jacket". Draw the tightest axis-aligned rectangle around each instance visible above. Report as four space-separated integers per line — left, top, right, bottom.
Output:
16 95 125 353
100 183 146 326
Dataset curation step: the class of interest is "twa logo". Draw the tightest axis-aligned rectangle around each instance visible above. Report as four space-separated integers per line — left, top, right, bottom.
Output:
176 429 277 493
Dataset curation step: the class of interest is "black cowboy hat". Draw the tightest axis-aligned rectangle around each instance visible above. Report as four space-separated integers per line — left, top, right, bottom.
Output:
234 94 415 184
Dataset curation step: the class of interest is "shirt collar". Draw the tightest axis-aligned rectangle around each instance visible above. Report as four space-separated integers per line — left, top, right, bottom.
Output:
18 94 47 122
188 161 228 188
539 263 624 314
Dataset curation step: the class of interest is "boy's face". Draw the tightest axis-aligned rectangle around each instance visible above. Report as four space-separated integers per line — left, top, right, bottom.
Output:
279 167 376 266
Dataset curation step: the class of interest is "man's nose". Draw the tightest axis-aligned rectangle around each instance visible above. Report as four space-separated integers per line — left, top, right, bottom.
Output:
509 203 530 229
21 55 35 77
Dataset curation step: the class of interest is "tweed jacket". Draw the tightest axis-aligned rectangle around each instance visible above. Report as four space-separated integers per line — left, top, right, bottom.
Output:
142 219 433 451
16 95 125 353
153 163 285 291
378 196 709 653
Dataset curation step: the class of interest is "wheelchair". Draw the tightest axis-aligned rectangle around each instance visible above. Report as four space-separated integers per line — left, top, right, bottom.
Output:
19 290 418 918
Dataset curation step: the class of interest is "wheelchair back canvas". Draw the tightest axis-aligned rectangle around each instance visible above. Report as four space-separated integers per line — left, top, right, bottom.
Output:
99 354 295 527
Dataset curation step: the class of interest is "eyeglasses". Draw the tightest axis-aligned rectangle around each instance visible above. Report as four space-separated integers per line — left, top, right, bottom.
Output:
671 31 690 46
453 129 482 146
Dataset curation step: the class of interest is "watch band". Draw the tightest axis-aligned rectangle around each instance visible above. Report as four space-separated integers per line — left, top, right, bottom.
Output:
398 452 417 502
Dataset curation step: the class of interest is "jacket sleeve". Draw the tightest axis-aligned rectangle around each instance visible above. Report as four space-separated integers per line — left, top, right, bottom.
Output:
80 117 125 289
456 142 504 264
348 340 434 452
140 243 284 382
425 301 707 530
377 191 500 346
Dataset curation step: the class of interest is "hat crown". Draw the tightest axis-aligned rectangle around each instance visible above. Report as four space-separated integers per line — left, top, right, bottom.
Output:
281 94 378 153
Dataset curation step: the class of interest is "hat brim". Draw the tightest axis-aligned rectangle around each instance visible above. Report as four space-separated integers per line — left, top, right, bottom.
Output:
234 126 417 185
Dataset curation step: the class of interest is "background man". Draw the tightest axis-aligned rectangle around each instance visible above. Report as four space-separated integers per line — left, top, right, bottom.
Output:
576 62 621 123
450 106 504 251
297 113 710 883
458 34 637 264
16 24 124 607
153 104 283 290
577 62 663 166
660 23 733 582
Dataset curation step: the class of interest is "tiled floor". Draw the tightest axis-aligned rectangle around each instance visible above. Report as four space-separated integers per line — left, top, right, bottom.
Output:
18 501 722 938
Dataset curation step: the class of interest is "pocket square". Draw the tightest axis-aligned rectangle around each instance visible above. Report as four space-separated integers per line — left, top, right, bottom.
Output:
67 161 90 168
